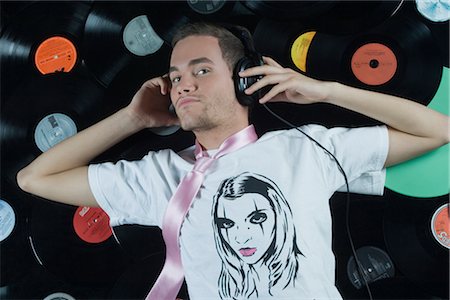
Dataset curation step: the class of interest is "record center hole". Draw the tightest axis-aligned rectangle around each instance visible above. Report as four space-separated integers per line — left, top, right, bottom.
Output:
369 59 379 69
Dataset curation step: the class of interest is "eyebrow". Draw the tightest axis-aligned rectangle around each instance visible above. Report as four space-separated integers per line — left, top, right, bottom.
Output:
168 57 215 74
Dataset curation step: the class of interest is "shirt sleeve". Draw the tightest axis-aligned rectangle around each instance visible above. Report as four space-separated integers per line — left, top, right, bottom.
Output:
88 149 183 227
305 125 389 195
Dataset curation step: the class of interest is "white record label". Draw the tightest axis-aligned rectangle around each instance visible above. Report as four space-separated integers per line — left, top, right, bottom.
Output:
0 199 15 242
123 15 164 56
416 0 450 22
34 113 77 152
43 292 76 300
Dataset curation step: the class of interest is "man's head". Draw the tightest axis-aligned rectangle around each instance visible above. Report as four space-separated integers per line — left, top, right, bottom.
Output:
171 22 246 74
168 22 251 137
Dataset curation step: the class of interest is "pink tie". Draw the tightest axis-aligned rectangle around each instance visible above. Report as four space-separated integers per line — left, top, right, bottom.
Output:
146 125 258 300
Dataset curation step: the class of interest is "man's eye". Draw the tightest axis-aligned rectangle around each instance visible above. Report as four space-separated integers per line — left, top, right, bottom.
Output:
171 77 180 83
197 69 209 75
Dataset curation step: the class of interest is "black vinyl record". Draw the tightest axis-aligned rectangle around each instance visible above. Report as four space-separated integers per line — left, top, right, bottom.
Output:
0 178 36 287
28 199 129 286
4 262 110 300
404 0 449 67
305 15 442 105
383 189 449 299
107 252 189 300
0 1 91 100
112 224 164 263
242 0 403 35
82 1 175 86
331 192 390 299
0 72 105 184
240 0 338 23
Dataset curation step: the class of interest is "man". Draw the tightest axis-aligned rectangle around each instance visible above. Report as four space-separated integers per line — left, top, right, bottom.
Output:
17 22 449 299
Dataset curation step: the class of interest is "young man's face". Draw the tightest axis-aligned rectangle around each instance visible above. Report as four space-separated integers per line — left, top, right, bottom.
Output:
169 35 248 132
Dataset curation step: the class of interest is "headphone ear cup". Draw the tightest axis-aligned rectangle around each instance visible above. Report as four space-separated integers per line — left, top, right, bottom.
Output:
233 56 263 106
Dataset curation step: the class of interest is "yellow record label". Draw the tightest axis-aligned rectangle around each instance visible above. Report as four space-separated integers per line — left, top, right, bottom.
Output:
291 31 316 72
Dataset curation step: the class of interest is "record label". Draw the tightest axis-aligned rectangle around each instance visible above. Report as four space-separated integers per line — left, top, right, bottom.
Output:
291 31 316 72
73 206 112 244
0 199 15 242
43 292 76 300
415 0 450 22
122 15 164 57
34 113 77 152
34 36 77 74
346 246 395 289
431 203 449 249
351 43 397 86
187 0 227 14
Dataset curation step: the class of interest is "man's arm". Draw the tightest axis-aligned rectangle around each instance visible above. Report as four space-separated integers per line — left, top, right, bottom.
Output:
17 76 178 206
240 57 449 167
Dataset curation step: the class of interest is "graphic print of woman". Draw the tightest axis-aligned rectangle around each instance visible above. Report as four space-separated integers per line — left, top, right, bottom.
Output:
212 172 303 299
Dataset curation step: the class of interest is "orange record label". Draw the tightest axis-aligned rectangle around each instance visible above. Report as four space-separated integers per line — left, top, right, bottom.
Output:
73 206 112 244
291 31 316 72
431 204 449 250
34 36 77 74
351 43 397 86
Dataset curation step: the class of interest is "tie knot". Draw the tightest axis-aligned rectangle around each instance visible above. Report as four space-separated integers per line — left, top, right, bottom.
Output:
193 156 215 173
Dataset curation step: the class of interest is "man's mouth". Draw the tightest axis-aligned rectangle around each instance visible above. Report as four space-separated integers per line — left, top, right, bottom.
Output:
239 247 257 257
177 97 198 108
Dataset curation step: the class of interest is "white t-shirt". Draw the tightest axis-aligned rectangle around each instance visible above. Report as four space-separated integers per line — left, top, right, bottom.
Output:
88 124 389 300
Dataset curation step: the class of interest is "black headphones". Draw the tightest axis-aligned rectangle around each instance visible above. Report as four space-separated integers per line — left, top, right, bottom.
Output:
226 26 265 107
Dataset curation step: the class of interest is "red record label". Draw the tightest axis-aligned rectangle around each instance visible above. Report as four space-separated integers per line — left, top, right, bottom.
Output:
351 42 397 86
73 206 112 244
431 204 449 250
34 36 77 74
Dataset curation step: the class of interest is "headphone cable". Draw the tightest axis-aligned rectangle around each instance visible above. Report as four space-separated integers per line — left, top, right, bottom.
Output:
262 103 374 300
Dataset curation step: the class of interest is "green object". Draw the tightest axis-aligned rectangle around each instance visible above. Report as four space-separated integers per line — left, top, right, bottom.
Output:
386 67 449 198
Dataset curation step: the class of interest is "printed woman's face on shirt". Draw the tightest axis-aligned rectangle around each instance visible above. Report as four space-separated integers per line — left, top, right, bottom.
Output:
215 193 275 264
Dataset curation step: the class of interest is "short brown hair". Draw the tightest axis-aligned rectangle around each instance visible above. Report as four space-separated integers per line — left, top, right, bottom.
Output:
171 22 246 72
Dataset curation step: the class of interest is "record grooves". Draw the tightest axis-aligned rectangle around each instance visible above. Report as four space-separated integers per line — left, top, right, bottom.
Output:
1 72 106 184
28 199 129 285
82 1 174 86
306 15 442 105
383 189 449 299
0 1 91 99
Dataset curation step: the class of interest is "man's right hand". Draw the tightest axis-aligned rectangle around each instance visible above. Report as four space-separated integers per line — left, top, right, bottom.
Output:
126 76 180 129
17 75 179 207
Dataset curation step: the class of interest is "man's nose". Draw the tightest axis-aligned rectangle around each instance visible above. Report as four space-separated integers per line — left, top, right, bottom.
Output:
177 76 196 94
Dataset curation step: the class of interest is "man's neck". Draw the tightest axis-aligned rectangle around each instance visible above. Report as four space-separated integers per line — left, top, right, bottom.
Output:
194 121 250 150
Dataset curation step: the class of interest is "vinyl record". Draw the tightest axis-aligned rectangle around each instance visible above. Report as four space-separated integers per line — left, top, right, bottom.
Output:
0 179 36 287
28 199 129 286
240 1 338 23
107 252 189 300
112 224 164 262
305 15 442 105
82 1 175 86
383 189 449 298
0 72 105 185
182 0 257 26
0 1 91 100
331 192 391 299
0 1 36 34
4 262 110 300
407 0 449 67
242 0 403 35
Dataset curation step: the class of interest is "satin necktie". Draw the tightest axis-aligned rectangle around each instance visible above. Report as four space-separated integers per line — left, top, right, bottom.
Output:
146 125 258 300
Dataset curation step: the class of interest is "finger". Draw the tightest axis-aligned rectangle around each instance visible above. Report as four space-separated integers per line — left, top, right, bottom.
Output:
258 81 293 104
239 64 285 77
262 56 283 68
244 73 293 95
